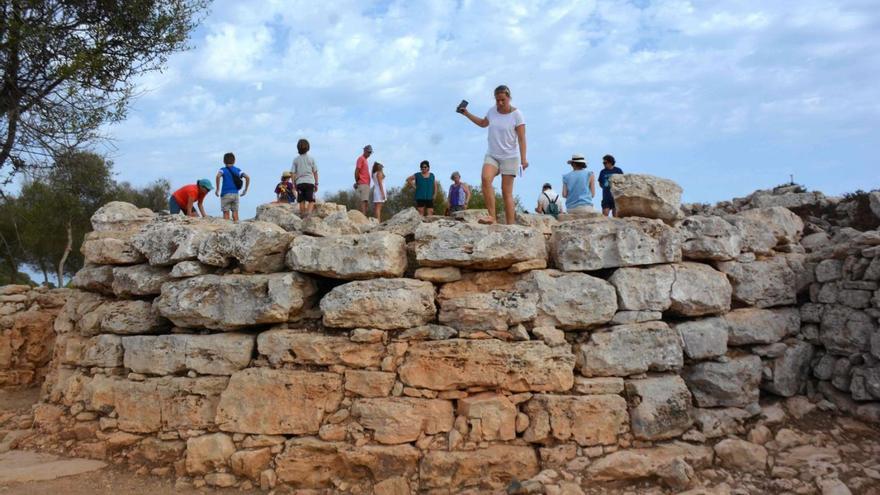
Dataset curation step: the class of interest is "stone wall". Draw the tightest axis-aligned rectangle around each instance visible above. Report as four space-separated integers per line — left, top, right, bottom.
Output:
0 285 69 388
23 182 866 492
800 228 880 420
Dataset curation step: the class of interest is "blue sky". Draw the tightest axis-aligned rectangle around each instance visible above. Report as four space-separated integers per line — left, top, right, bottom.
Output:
96 0 879 217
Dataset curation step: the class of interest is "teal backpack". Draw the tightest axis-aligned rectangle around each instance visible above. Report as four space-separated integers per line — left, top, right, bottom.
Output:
544 192 560 218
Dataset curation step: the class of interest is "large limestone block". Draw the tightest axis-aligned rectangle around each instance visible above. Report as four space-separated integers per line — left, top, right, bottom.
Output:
155 273 317 331
111 264 173 297
71 264 115 294
683 355 762 407
344 370 396 397
724 215 777 255
122 333 254 375
275 438 419 489
437 272 537 333
716 257 796 308
414 220 546 269
577 321 683 377
198 221 294 273
724 307 800 345
376 207 422 237
522 269 618 329
398 339 575 392
763 340 814 397
257 329 385 368
132 216 232 266
626 375 693 440
302 210 374 237
610 174 683 222
90 201 155 232
669 262 732 316
611 262 731 316
675 317 728 360
516 212 558 236
215 368 343 435
254 202 302 232
320 278 435 330
586 442 714 481
677 215 742 261
351 398 454 444
286 232 407 279
735 207 803 247
551 217 681 271
457 393 517 441
419 446 540 490
522 394 628 446
186 433 235 475
78 375 228 433
81 230 145 265
79 335 124 368
819 304 875 355
610 264 675 312
88 299 167 335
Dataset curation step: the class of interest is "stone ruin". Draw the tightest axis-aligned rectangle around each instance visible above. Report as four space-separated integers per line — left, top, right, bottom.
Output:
0 285 68 388
4 174 879 492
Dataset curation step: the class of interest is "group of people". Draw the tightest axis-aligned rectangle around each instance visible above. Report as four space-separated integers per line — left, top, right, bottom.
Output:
166 84 625 223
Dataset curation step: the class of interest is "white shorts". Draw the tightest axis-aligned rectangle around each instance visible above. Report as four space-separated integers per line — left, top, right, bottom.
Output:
484 154 519 176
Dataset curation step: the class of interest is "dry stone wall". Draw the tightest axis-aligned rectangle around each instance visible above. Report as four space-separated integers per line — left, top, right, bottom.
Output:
0 285 69 388
23 186 872 492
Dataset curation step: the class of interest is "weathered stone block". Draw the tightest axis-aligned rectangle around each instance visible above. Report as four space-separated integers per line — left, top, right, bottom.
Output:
155 273 317 331
90 202 155 232
610 174 683 223
254 203 302 232
111 264 173 297
398 339 574 392
551 217 681 271
132 216 233 266
437 272 537 333
677 215 741 261
414 220 546 269
522 394 628 446
287 232 407 279
725 307 800 346
215 368 343 435
321 278 435 330
344 370 396 397
626 375 693 440
716 256 797 308
71 264 115 294
257 329 385 369
122 333 254 375
763 340 814 397
683 355 762 407
675 317 728 360
81 230 145 265
198 221 294 273
819 305 875 355
577 321 683 377
186 433 235 475
457 392 517 441
351 398 454 444
419 446 540 490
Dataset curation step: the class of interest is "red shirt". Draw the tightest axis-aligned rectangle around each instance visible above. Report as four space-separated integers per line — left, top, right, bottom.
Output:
356 156 370 185
172 184 207 209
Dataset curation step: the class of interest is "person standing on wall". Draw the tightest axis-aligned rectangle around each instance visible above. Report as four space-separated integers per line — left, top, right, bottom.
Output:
354 145 372 215
457 84 527 224
215 152 249 222
562 154 596 214
406 160 440 216
371 162 387 220
598 154 623 217
292 138 319 217
446 171 471 214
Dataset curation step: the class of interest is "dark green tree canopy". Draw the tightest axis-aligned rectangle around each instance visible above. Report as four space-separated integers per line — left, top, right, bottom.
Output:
0 0 209 182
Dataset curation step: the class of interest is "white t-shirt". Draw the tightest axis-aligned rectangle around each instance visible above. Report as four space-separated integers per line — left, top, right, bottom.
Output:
538 189 560 212
486 106 525 159
292 154 318 185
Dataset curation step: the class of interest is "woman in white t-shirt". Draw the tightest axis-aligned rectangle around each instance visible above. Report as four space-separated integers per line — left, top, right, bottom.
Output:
458 85 527 224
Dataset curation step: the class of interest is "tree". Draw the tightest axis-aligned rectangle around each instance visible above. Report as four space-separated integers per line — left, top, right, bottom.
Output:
8 149 168 286
0 0 209 183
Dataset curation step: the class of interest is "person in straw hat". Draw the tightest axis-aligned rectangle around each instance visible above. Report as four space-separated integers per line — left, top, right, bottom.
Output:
561 154 596 214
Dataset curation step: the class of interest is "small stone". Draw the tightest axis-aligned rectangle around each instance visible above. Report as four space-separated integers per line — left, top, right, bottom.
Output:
414 266 462 283
509 259 548 274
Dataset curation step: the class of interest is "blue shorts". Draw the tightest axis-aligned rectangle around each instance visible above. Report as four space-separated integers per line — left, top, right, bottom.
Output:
168 196 182 214
601 196 615 210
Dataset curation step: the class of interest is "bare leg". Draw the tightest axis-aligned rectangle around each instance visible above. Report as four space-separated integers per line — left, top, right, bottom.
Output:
427 208 434 216
417 206 426 216
602 207 611 217
222 210 230 220
501 174 515 225
480 163 498 224
232 210 239 223
610 208 616 218
375 203 383 220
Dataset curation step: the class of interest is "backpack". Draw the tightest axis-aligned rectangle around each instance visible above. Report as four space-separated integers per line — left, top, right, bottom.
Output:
544 192 560 218
225 167 243 190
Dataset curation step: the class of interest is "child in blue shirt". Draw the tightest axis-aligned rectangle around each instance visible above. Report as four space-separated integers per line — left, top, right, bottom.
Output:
215 152 250 222
597 154 623 217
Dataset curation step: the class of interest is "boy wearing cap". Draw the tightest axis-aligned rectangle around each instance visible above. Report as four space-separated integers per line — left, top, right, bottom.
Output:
354 145 372 215
169 179 213 217
275 171 296 204
215 152 249 222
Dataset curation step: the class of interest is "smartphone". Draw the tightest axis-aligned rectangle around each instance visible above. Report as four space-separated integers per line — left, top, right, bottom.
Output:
456 100 468 113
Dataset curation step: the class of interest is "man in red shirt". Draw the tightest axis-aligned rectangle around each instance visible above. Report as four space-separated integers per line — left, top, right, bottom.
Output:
169 179 213 217
354 145 372 214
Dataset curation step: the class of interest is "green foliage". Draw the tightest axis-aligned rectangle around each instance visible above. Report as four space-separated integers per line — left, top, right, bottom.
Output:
0 0 210 183
3 150 171 285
